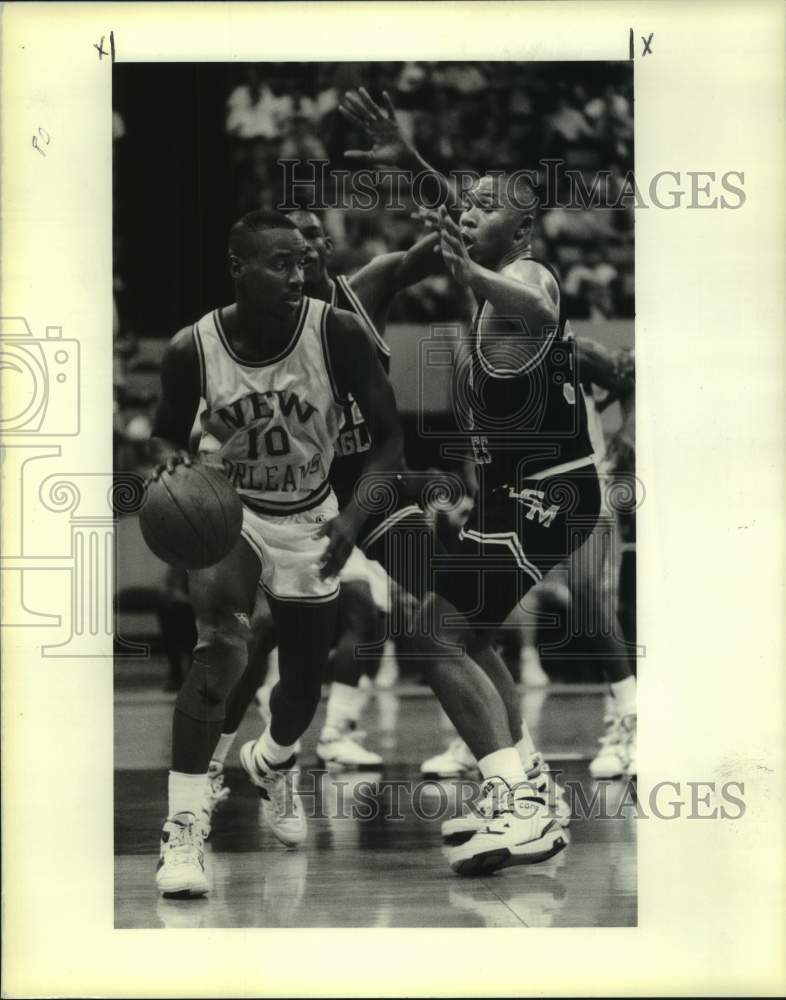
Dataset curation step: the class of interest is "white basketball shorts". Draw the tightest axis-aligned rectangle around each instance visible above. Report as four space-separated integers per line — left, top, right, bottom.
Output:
240 493 339 603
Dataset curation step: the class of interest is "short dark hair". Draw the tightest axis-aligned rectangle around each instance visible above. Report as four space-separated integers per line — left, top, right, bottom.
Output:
228 210 298 257
494 172 539 215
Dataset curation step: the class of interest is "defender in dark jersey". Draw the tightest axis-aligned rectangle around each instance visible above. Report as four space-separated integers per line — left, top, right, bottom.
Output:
340 90 599 874
405 186 598 873
438 186 599 624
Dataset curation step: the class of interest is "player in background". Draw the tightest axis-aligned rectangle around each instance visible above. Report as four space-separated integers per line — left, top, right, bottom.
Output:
198 210 441 822
292 208 439 768
149 210 403 897
340 89 599 874
577 340 636 777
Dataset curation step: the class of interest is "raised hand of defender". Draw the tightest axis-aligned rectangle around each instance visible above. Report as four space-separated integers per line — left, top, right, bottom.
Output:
340 88 415 167
433 205 474 285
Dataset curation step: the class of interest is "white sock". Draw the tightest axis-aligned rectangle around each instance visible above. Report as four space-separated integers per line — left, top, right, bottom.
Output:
211 731 237 767
610 675 637 718
168 771 208 819
478 748 526 787
324 682 367 732
255 724 297 769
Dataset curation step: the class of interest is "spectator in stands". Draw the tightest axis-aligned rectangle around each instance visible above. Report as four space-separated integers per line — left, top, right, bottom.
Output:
226 67 285 140
564 246 619 320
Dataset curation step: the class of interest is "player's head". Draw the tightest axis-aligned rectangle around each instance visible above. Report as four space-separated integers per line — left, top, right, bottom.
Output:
458 173 538 267
285 209 334 290
228 210 307 316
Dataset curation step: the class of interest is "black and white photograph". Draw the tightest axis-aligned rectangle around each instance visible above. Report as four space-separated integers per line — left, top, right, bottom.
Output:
112 59 637 928
2 3 784 996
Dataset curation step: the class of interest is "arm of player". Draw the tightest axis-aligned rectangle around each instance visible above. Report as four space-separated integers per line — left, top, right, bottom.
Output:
339 88 460 208
149 328 202 479
318 310 405 578
575 337 619 396
349 232 443 331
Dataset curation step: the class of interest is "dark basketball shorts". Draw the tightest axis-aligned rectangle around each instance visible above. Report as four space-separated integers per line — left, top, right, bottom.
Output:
359 460 600 631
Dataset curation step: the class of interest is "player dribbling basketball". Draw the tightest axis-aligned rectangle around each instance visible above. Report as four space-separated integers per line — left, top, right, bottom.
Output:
197 209 441 801
149 210 403 897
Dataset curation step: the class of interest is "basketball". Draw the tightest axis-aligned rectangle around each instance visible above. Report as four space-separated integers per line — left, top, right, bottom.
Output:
140 463 243 570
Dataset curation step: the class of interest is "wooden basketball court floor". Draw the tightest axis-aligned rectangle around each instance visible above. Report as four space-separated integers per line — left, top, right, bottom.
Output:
114 661 636 929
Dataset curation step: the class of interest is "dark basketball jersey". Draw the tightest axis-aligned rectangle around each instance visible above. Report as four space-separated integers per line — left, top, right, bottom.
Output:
328 275 391 509
466 257 594 485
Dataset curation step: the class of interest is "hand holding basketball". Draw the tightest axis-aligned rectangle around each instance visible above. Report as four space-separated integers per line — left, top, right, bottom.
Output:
151 448 192 480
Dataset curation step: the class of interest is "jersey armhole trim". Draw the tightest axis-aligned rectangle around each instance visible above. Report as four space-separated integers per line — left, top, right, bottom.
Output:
319 303 352 407
192 323 208 401
474 300 560 378
336 275 391 358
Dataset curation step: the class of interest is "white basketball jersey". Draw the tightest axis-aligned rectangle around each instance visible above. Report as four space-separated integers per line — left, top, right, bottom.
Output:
193 297 344 515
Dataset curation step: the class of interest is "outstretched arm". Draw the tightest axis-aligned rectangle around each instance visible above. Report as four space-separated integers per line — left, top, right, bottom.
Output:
349 232 442 331
339 88 460 208
149 328 201 478
318 309 405 577
575 337 618 393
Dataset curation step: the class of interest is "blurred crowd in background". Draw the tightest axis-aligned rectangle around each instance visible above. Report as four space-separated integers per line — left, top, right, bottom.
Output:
222 61 634 321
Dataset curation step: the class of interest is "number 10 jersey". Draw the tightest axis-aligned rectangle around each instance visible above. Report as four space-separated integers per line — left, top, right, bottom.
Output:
193 296 344 516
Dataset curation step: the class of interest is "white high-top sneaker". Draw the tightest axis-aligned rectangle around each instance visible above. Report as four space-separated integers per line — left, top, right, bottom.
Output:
155 812 209 898
316 722 383 770
446 778 569 876
590 713 637 779
239 742 306 847
420 737 478 779
441 752 570 845
199 760 231 840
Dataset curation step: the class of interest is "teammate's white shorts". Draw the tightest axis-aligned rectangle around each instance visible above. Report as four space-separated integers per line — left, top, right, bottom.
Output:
340 547 390 613
240 494 339 603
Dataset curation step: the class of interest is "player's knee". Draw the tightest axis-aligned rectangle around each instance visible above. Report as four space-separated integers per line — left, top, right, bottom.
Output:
194 609 251 656
178 611 251 721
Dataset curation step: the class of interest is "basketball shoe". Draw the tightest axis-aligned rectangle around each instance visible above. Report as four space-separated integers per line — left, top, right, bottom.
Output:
199 760 231 840
446 778 569 876
239 741 307 847
420 737 478 779
589 712 637 779
441 753 570 845
316 722 383 770
155 811 209 898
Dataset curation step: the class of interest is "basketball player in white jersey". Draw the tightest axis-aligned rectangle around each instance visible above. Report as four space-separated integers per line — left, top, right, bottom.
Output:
198 211 441 812
149 210 403 897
